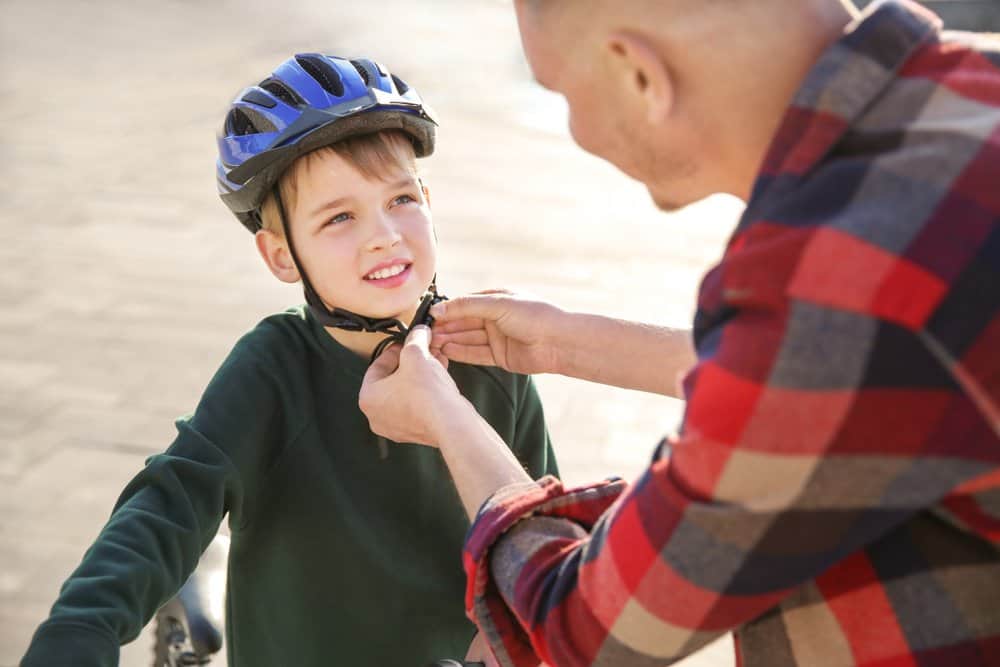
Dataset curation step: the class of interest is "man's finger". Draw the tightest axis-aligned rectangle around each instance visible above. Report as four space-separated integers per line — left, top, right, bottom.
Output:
434 330 490 347
366 342 401 381
472 288 513 297
433 316 486 334
430 294 508 323
440 342 497 367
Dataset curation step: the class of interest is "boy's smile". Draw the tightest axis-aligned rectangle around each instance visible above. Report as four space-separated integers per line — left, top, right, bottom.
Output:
363 258 414 288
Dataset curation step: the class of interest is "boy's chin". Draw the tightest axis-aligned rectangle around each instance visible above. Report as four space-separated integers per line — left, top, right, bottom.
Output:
340 287 427 325
375 294 429 324
361 305 420 325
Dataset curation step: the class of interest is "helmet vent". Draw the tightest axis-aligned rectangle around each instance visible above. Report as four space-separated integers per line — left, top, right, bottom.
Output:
259 78 304 107
225 107 276 136
241 89 277 109
350 60 371 86
296 55 345 97
391 74 410 95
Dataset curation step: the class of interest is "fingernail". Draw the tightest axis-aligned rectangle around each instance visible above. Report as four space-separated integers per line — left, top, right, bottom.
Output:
429 302 446 317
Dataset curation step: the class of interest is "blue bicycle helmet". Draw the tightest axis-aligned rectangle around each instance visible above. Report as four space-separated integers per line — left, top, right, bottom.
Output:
215 53 444 359
217 53 437 233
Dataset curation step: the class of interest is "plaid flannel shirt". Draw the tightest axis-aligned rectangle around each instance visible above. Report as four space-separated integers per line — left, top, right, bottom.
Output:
463 2 1000 666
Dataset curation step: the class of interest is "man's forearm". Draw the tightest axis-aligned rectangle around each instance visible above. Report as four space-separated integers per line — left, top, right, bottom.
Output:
434 395 534 519
553 312 695 399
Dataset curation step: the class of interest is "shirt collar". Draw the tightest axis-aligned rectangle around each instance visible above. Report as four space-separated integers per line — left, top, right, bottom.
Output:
753 0 942 190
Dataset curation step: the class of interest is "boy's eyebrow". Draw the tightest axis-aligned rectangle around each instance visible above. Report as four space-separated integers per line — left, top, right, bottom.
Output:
386 177 419 191
308 178 419 218
309 196 351 218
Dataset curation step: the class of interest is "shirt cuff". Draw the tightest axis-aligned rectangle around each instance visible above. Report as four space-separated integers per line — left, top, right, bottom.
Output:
21 620 120 667
463 474 628 667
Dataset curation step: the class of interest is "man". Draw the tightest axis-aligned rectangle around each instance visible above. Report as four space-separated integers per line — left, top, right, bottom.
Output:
360 1 1000 665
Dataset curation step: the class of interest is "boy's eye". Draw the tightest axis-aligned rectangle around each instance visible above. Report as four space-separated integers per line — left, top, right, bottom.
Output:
326 212 352 226
391 194 417 206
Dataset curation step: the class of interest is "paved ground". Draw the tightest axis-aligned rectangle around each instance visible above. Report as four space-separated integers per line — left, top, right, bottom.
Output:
0 1 743 665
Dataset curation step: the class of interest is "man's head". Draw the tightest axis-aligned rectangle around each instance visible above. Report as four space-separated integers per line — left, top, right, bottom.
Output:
255 130 437 323
513 0 859 209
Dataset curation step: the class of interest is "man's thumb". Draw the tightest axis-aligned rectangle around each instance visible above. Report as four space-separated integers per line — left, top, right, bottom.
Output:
403 324 433 356
366 341 401 380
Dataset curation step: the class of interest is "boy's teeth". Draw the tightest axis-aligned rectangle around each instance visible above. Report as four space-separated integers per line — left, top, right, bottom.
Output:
366 264 407 280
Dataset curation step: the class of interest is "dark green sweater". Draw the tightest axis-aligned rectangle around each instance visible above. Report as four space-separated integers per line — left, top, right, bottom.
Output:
22 307 558 667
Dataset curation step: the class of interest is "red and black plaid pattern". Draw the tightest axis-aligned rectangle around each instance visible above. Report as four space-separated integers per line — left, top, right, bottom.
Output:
463 2 1000 665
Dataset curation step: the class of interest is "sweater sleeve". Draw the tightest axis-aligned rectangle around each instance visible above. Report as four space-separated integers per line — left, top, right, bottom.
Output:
21 328 296 667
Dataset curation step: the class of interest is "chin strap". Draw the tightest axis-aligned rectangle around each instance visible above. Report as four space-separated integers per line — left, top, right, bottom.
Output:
269 185 448 365
364 283 448 364
311 281 447 364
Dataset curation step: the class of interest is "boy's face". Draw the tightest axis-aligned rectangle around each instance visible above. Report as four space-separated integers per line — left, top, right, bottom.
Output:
271 149 436 322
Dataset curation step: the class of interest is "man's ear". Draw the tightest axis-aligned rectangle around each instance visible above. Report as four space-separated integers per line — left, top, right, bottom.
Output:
605 31 674 125
255 229 300 283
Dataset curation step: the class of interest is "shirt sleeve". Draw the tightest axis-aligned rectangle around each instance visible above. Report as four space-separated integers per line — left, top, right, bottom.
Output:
463 224 999 666
21 331 296 667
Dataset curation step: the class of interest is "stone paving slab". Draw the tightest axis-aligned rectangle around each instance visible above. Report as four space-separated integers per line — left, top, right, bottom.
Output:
1 1 742 665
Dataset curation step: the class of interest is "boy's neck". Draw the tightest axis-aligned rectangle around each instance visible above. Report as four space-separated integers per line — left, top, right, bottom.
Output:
326 327 390 360
323 304 420 360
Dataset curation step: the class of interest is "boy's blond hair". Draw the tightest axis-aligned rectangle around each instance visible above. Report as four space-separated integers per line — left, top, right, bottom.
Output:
259 130 420 234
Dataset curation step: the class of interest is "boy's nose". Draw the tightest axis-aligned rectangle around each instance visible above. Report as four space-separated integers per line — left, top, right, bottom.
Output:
366 214 402 251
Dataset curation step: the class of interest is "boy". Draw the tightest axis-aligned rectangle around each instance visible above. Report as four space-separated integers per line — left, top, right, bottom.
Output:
21 53 557 667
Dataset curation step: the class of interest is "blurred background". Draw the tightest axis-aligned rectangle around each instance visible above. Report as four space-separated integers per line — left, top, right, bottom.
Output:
1 1 995 665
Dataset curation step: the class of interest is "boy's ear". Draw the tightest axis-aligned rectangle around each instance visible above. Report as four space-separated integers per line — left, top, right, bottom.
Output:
605 30 674 125
255 229 301 284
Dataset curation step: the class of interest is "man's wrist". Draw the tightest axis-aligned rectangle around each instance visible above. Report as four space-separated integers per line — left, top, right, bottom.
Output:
428 391 478 444
430 391 534 519
541 305 573 376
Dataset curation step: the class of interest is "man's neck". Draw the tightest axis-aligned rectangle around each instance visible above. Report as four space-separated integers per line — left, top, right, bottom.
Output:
721 0 860 199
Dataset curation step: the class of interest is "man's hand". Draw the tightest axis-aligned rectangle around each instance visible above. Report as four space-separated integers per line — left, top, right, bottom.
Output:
465 631 502 667
430 290 566 375
359 326 466 446
362 325 536 517
432 289 695 398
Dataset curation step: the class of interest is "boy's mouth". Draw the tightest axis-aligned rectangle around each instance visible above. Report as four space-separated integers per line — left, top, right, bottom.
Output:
363 261 413 287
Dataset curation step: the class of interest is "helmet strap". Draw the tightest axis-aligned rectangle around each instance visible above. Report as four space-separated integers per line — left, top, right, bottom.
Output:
270 185 447 363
